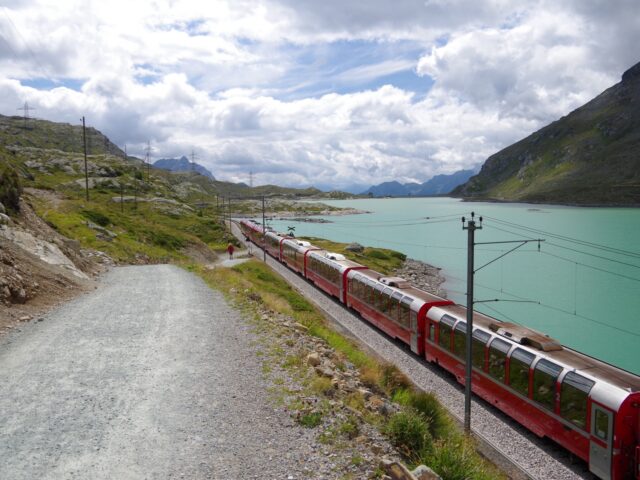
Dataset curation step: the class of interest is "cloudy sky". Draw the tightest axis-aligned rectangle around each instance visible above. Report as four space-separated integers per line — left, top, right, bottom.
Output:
1 1 638 191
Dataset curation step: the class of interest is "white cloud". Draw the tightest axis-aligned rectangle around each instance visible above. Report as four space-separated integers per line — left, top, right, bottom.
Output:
0 1 638 190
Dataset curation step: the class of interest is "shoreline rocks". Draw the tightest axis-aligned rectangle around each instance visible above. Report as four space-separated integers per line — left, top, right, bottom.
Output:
394 258 447 298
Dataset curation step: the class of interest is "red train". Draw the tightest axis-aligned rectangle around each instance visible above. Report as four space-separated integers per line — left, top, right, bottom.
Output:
239 219 640 480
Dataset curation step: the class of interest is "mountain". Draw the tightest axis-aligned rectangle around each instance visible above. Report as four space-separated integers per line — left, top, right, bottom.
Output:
417 169 476 195
361 169 476 197
154 156 215 179
0 114 124 157
361 181 418 197
454 61 640 205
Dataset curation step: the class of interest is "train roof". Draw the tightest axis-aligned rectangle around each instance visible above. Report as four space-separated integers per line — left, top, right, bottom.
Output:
430 304 640 394
308 250 364 269
353 269 449 306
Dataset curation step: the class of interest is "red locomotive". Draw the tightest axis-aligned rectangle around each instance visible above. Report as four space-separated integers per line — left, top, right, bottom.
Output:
239 219 640 480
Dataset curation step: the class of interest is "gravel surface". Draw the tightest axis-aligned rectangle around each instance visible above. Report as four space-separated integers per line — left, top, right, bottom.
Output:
232 224 595 480
0 265 329 480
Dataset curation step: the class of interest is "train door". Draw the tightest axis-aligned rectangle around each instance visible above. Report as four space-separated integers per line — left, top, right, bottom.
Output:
590 404 614 480
409 310 418 353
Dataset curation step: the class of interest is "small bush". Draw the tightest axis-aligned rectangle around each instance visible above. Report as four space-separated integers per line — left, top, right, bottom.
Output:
381 364 412 394
367 249 390 260
310 376 334 395
384 409 433 459
0 164 22 212
408 391 449 439
81 209 111 227
428 439 488 480
299 412 323 428
339 415 360 439
390 250 407 261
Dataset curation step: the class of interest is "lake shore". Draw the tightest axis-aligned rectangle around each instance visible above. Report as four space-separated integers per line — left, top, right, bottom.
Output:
394 257 447 298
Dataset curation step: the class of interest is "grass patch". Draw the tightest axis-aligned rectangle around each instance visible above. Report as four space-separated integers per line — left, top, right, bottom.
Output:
299 412 323 428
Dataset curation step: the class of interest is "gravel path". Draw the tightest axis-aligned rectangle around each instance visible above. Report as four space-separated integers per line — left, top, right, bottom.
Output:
0 265 322 480
232 224 595 480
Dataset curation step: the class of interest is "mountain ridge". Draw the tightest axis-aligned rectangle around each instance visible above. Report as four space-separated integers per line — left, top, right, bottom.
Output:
453 61 640 205
361 169 476 197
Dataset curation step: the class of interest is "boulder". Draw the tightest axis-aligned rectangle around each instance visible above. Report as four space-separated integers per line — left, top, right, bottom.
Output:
345 242 364 253
0 202 5 214
306 352 321 367
411 465 442 480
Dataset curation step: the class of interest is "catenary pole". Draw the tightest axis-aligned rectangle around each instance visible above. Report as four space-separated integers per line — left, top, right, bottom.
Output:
262 196 266 262
462 212 482 433
82 116 89 201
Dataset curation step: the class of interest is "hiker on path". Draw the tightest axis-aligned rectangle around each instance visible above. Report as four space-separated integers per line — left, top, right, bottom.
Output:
227 243 235 259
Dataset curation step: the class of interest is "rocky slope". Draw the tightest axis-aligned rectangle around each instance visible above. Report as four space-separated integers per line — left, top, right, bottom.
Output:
454 61 640 205
0 194 106 333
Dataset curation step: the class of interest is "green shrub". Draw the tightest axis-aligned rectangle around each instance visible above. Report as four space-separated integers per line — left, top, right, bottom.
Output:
299 412 323 428
148 230 184 250
407 391 449 439
367 249 390 260
339 415 360 439
81 209 111 227
390 250 407 261
384 409 433 459
0 164 22 212
428 439 490 480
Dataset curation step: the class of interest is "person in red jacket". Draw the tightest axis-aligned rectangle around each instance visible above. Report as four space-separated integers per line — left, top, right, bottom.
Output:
227 242 235 259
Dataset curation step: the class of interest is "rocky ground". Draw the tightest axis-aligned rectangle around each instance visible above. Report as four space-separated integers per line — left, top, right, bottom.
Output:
394 258 447 298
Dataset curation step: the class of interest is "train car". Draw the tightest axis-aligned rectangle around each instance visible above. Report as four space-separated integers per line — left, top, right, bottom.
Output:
239 219 264 244
280 238 320 275
425 305 640 480
264 230 290 260
305 251 368 303
346 270 453 355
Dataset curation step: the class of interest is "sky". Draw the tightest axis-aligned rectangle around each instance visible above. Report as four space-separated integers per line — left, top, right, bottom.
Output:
0 1 639 192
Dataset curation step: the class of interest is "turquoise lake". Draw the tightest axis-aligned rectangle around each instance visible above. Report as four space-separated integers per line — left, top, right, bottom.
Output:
266 197 640 375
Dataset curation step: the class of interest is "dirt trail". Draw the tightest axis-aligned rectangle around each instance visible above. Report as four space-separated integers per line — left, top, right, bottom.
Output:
0 264 321 479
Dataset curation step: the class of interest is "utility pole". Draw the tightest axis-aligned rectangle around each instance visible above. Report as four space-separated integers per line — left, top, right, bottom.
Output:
82 116 89 201
17 101 35 129
262 196 266 262
145 141 152 182
462 212 482 433
462 213 544 434
120 144 126 213
191 149 197 173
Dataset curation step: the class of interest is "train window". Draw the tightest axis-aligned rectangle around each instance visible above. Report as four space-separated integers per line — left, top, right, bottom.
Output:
429 322 435 342
560 372 594 430
594 409 609 441
488 338 511 383
392 293 403 325
438 315 456 351
453 322 467 359
472 330 490 370
509 348 535 397
399 301 410 328
533 359 562 410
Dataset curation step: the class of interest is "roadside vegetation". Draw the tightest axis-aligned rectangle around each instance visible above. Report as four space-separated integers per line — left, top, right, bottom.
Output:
196 259 504 480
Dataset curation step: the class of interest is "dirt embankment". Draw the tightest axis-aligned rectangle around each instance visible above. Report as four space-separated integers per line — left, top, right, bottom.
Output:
0 190 109 333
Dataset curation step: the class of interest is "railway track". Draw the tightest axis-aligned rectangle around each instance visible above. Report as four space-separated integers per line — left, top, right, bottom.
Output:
231 222 595 480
